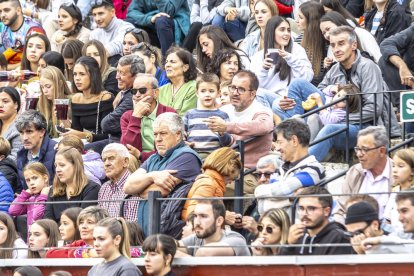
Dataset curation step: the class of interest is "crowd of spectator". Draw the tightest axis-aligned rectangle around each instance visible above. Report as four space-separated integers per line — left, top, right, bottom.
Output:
0 0 414 274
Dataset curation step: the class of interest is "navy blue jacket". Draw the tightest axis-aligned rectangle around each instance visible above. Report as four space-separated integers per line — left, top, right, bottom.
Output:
16 135 56 191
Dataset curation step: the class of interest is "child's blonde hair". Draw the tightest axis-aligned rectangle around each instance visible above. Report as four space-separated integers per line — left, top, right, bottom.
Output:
0 137 11 157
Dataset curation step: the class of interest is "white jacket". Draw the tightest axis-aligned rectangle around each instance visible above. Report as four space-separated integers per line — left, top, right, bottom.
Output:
251 42 314 95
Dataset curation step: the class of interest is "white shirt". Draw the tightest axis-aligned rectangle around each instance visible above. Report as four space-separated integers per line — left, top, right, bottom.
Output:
360 158 391 218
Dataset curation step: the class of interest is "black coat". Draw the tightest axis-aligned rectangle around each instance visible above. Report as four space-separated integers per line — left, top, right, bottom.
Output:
365 0 412 45
0 157 18 193
279 222 355 255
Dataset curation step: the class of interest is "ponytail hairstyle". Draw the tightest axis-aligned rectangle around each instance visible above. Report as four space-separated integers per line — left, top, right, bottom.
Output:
263 16 293 82
130 42 163 69
96 217 131 259
59 3 83 38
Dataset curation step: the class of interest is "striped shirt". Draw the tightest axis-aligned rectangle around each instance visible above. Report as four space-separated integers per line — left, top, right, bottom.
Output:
98 170 139 221
370 11 383 35
183 109 232 157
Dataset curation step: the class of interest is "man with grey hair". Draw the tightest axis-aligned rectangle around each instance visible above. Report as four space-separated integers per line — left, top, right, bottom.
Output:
120 73 176 162
15 110 56 191
273 25 399 162
86 55 146 154
124 112 202 236
334 126 393 224
98 143 139 221
254 154 282 185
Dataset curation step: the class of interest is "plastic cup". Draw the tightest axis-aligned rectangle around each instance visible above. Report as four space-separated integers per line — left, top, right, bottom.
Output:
25 97 39 110
267 48 279 64
55 99 69 120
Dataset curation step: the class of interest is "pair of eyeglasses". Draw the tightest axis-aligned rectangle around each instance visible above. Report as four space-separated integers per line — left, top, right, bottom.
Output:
252 172 273 179
344 225 369 238
297 205 325 214
228 85 252 94
131 87 151 95
257 225 274 234
353 145 383 154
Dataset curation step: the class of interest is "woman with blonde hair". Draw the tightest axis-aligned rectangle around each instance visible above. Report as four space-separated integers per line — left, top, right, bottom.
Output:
88 217 141 275
57 135 105 185
182 147 242 219
251 208 290 255
43 147 100 223
39 66 72 138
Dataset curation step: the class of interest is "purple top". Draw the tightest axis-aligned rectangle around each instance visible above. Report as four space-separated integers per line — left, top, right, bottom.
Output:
319 108 347 125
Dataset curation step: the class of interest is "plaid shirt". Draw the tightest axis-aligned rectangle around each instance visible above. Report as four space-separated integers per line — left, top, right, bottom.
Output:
98 170 139 221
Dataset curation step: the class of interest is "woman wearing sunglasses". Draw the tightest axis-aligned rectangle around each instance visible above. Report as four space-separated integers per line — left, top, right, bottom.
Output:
251 208 290 255
51 4 90 53
123 28 150 56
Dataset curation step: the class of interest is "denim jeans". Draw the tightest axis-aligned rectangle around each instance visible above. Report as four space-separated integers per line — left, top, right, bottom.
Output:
211 15 246 42
273 79 325 121
309 123 364 161
256 88 281 109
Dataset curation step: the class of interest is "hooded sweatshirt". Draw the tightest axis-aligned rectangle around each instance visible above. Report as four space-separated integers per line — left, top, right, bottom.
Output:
279 222 354 255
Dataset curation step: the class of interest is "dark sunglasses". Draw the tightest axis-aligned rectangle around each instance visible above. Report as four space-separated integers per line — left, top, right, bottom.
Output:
131 87 150 95
257 225 273 234
252 172 273 179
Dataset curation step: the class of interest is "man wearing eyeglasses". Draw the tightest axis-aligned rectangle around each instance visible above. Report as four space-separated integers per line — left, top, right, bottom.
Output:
89 0 134 65
86 55 145 154
333 126 393 225
120 73 176 162
206 70 274 196
279 186 354 255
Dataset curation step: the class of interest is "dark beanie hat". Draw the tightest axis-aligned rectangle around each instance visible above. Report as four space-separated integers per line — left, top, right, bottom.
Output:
345 201 379 225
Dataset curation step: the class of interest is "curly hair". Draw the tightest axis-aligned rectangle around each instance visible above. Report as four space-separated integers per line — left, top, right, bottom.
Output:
206 48 243 80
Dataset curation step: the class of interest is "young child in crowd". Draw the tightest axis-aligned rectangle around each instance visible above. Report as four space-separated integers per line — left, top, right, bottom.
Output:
219 80 231 106
183 73 232 159
8 162 50 235
307 83 361 141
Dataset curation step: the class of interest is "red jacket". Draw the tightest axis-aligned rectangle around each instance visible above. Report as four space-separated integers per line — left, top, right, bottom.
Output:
275 1 293 15
120 103 176 161
46 240 88 258
114 0 132 19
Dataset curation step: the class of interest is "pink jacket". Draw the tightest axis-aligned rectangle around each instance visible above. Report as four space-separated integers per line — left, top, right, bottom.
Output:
9 190 48 229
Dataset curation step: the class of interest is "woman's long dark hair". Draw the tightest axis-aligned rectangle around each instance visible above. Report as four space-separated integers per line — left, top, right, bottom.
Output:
59 3 83 38
299 1 326 76
40 51 65 74
263 16 293 82
21 33 51 71
321 0 358 26
165 47 197 83
196 25 240 73
74 56 104 95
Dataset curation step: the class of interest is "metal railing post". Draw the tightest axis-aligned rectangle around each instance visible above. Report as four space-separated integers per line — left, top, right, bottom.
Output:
345 95 350 166
234 140 245 214
147 191 161 236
